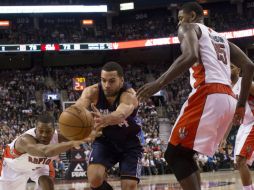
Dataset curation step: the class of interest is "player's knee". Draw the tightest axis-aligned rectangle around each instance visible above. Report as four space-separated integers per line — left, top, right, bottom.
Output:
88 172 104 187
164 143 198 181
121 179 138 190
38 175 54 189
235 156 247 169
87 165 106 188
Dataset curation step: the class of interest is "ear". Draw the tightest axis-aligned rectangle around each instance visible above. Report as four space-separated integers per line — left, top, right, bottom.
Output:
191 11 197 21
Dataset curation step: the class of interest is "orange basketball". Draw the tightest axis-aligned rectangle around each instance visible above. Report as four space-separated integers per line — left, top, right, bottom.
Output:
59 105 94 140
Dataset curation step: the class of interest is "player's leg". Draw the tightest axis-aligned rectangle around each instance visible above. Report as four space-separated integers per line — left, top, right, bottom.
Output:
88 138 116 190
121 179 139 190
166 88 210 190
30 165 54 190
0 161 28 190
194 169 201 187
236 156 253 189
87 164 110 189
234 123 254 190
167 90 236 190
37 175 54 190
120 137 143 190
164 143 200 190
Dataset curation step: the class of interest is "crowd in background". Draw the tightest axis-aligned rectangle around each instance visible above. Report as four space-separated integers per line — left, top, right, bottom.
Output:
0 3 253 44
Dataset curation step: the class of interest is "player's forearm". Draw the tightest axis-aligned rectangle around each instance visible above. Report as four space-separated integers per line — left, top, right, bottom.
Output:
157 54 197 88
43 141 74 157
75 100 88 109
238 63 254 107
104 111 127 126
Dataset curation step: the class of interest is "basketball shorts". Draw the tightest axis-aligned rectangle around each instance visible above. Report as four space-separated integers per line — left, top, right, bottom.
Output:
169 83 237 156
89 135 143 180
0 159 50 190
234 121 254 166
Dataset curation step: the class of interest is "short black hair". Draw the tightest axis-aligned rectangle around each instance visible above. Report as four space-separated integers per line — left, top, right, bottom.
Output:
181 2 204 17
37 113 55 128
102 61 124 77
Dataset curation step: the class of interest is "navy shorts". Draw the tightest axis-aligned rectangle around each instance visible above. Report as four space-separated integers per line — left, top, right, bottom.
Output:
89 136 143 181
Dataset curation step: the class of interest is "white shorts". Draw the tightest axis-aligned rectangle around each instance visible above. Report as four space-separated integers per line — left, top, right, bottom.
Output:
234 122 254 166
0 160 49 190
169 83 237 156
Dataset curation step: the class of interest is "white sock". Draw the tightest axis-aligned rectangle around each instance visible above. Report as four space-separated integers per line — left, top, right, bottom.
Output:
242 185 253 190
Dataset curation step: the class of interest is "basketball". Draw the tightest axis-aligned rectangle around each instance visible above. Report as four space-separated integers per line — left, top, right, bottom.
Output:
58 105 94 140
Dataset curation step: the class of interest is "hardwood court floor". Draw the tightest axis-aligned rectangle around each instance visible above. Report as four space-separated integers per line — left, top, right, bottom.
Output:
27 170 246 190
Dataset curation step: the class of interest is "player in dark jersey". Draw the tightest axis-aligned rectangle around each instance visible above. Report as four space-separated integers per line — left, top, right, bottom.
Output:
75 62 143 190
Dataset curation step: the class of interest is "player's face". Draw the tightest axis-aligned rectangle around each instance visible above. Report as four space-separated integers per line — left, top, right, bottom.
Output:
101 70 123 97
35 122 54 145
178 10 196 26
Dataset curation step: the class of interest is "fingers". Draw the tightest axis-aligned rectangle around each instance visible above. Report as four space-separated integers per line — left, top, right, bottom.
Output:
96 131 103 137
233 106 245 125
91 103 99 113
83 130 103 142
91 111 101 118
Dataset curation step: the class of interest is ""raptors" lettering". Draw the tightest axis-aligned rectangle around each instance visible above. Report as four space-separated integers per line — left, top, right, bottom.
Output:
28 156 52 165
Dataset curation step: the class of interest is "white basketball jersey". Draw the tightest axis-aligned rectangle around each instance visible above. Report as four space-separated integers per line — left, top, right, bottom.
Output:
4 128 58 172
232 77 254 125
189 23 231 89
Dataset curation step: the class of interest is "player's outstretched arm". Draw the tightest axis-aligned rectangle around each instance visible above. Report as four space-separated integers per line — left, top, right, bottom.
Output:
16 135 88 157
156 23 199 88
229 42 254 124
75 84 98 109
136 23 199 101
91 90 138 129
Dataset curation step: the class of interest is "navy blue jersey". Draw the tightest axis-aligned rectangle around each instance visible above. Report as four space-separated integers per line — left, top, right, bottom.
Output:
96 82 141 142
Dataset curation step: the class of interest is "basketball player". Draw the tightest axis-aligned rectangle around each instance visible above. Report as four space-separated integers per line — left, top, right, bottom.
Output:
231 64 254 190
136 2 254 190
0 114 92 190
75 61 142 190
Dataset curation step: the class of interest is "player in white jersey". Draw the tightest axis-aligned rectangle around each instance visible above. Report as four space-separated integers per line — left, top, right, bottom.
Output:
0 114 91 190
137 2 254 190
231 64 254 190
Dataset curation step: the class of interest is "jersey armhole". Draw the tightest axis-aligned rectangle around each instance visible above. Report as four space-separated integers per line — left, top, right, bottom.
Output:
194 24 202 40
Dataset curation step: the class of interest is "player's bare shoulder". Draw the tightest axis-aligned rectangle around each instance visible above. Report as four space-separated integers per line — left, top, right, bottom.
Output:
80 84 99 101
178 23 201 41
86 84 99 97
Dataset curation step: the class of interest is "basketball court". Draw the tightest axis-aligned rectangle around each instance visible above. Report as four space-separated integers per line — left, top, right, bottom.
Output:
26 170 246 190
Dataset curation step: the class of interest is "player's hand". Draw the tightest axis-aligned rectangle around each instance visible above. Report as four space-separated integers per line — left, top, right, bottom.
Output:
70 131 102 147
91 103 107 130
88 129 103 141
136 81 161 102
232 106 245 126
218 139 227 150
71 140 86 147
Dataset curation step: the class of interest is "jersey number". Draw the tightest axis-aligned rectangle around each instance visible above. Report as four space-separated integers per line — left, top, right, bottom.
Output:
212 42 228 65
